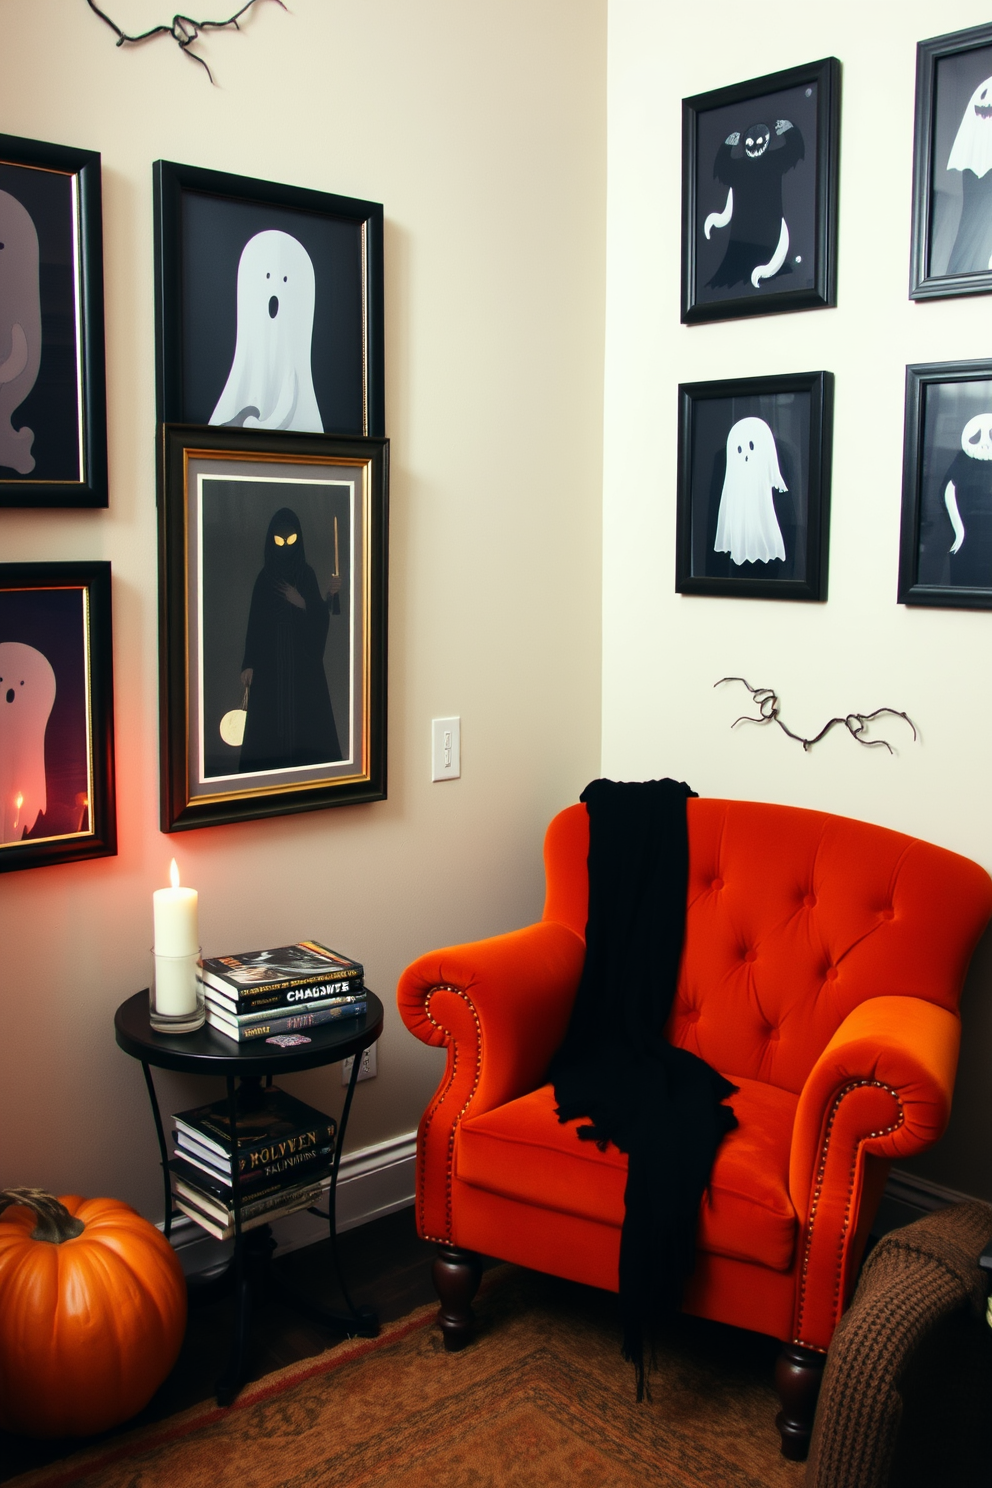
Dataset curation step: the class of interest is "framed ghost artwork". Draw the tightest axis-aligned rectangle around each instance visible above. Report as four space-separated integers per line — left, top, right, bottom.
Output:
910 23 992 299
681 57 841 324
153 161 384 437
897 360 992 608
0 562 117 872
0 133 108 507
675 371 834 600
158 424 388 832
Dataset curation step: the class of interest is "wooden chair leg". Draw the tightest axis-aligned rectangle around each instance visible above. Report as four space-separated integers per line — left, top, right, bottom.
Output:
433 1244 482 1351
775 1343 826 1460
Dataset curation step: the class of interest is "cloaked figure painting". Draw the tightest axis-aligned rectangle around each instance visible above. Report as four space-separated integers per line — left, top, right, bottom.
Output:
238 507 342 773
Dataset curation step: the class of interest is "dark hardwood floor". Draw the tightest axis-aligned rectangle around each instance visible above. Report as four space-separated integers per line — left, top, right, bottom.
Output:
1 1206 443 1483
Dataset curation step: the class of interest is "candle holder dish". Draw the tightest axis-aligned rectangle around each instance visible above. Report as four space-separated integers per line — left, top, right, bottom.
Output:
150 947 205 1033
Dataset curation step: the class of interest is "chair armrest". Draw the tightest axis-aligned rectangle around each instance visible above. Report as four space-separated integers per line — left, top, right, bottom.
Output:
789 996 961 1351
397 919 584 1242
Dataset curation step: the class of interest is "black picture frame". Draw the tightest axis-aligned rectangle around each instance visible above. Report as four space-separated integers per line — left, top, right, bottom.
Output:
153 160 384 438
897 359 992 608
910 24 992 300
676 371 833 600
682 57 840 324
0 561 116 871
158 424 388 832
0 133 107 507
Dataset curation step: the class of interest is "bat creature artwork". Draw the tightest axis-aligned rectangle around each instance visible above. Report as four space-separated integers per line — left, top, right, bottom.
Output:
939 412 992 586
945 75 992 274
713 416 787 566
704 119 804 290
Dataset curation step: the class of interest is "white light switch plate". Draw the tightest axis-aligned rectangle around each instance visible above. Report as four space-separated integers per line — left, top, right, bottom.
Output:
432 717 461 781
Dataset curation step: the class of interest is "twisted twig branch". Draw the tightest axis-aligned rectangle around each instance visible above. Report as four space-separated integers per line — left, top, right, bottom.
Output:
715 677 918 755
86 0 286 85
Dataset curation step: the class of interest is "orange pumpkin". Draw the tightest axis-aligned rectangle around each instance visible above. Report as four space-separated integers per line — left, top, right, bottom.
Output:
0 1188 187 1437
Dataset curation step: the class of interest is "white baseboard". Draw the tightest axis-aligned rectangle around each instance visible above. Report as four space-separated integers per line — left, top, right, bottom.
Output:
165 1130 417 1279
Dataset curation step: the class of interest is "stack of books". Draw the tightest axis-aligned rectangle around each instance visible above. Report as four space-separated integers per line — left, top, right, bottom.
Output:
199 939 366 1044
169 1085 339 1240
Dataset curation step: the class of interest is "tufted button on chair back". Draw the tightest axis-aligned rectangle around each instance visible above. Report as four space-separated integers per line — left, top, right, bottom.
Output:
670 801 977 1093
542 798 984 1098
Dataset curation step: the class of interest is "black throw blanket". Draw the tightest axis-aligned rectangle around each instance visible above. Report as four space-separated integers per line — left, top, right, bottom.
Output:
548 778 738 1398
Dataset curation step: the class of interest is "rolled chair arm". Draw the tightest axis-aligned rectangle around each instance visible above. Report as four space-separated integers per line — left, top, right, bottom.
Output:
789 996 961 1351
397 919 584 1242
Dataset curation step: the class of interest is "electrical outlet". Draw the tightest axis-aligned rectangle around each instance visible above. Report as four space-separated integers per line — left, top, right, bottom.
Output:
341 1042 377 1084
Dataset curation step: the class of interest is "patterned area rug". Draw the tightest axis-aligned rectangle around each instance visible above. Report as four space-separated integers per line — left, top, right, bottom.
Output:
9 1268 804 1488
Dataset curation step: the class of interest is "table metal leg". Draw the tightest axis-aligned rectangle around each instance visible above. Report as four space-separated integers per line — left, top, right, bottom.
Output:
327 1048 362 1314
216 1244 253 1408
274 1052 378 1339
215 1075 249 1405
140 1061 175 1240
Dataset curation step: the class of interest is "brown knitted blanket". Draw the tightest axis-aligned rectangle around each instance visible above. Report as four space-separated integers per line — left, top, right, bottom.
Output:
807 1201 992 1488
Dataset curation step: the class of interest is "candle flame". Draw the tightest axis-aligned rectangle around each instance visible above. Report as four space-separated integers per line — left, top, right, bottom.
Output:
169 858 180 890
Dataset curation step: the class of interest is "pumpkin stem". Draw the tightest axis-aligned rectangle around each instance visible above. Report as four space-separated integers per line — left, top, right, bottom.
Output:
0 1188 85 1243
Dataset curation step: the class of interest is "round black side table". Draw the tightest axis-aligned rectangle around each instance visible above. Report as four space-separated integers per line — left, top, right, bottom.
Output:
115 989 384 1405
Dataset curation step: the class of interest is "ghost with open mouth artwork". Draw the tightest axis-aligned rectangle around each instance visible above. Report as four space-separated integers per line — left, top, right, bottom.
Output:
945 75 992 273
210 230 323 433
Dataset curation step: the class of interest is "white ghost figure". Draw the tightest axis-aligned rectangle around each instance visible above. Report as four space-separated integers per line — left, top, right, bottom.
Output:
0 189 42 474
947 75 992 179
0 641 56 844
210 230 323 433
714 416 787 566
943 412 992 555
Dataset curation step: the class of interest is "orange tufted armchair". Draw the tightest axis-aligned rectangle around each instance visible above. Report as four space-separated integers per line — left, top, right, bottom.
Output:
397 799 992 1458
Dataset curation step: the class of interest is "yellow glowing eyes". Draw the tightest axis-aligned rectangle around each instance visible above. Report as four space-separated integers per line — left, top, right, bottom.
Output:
273 533 298 546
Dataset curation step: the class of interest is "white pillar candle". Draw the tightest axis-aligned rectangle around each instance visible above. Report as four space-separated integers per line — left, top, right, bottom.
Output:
153 859 199 957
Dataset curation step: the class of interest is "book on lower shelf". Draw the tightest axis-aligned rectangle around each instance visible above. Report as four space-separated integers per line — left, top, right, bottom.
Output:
173 1172 333 1242
168 1143 332 1195
172 1086 337 1182
169 1082 339 1240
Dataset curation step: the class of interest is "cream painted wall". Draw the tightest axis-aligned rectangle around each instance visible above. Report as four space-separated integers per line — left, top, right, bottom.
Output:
604 0 992 1200
0 0 605 1216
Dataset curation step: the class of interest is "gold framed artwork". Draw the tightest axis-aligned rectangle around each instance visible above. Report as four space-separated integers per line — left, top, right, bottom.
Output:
158 425 388 831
